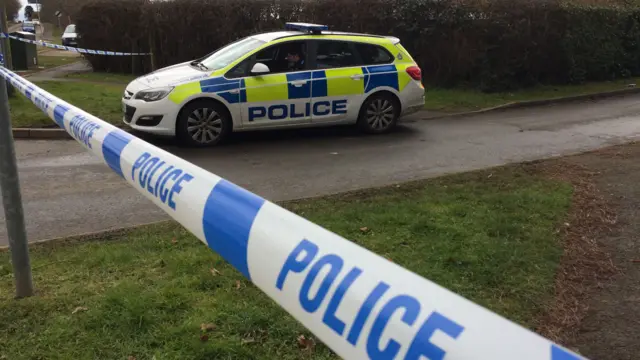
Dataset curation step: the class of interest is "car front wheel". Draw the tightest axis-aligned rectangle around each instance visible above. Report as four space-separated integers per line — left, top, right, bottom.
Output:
176 100 231 147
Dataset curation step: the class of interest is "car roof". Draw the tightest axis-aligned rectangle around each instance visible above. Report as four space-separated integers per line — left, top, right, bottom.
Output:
250 30 399 45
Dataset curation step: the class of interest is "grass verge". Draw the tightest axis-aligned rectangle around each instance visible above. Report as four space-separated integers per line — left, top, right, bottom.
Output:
63 72 138 84
35 55 81 70
49 26 64 45
424 78 640 113
11 67 638 127
0 166 573 359
9 80 125 128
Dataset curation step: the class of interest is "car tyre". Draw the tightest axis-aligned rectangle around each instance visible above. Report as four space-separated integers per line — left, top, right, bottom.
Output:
357 92 400 134
176 100 231 147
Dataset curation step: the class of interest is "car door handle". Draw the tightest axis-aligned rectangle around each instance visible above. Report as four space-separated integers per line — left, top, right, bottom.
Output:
229 89 240 94
351 75 364 80
291 80 307 87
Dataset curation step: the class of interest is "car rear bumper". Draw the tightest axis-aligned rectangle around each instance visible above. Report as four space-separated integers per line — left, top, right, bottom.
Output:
400 81 425 117
401 101 424 117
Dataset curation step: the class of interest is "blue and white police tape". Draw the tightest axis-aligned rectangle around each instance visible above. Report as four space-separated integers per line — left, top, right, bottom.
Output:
0 33 150 56
0 66 587 360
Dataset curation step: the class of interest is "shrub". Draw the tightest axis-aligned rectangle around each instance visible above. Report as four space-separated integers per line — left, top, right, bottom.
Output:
75 0 640 92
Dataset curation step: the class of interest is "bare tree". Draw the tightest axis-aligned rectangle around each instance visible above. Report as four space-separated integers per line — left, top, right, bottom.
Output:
1 0 22 20
38 0 84 25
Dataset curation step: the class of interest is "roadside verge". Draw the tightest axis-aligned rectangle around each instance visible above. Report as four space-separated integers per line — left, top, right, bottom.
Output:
13 86 640 140
421 87 640 120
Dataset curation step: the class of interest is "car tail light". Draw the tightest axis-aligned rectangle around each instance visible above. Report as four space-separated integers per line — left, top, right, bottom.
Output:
406 66 422 81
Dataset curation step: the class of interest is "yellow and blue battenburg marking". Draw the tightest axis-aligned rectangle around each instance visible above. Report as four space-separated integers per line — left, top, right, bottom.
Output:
363 65 399 93
173 64 404 106
311 71 328 97
200 77 247 104
287 72 314 98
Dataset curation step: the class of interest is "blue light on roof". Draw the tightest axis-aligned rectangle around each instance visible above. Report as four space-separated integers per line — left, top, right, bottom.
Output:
285 22 329 33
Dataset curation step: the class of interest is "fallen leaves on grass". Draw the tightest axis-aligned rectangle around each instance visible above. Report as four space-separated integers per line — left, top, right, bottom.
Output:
235 280 242 289
200 334 209 342
210 268 221 276
127 356 136 360
200 323 216 332
359 227 369 233
171 238 177 244
71 306 88 314
297 335 316 351
535 161 619 344
241 337 255 345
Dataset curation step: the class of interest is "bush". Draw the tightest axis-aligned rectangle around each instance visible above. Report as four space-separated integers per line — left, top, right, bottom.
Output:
76 0 150 74
75 0 640 92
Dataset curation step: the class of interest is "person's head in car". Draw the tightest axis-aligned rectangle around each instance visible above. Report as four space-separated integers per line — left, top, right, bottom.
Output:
285 48 304 70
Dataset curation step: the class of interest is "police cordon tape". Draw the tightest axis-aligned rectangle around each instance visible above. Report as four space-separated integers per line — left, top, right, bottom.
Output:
0 66 587 360
0 33 150 56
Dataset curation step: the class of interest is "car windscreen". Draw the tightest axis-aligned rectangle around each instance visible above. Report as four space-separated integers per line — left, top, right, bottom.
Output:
200 37 265 71
64 25 76 34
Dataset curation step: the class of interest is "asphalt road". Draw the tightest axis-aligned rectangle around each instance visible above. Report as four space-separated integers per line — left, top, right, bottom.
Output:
2 95 640 246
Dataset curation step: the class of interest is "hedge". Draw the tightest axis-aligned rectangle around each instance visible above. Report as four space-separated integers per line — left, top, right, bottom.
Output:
75 0 640 92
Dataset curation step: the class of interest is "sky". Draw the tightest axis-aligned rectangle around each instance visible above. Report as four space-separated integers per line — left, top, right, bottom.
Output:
16 0 41 21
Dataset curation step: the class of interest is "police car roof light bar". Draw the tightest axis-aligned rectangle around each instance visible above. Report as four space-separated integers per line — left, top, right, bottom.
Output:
285 22 329 34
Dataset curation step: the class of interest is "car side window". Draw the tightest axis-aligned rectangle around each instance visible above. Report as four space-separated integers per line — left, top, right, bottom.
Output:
315 41 358 69
354 43 394 65
252 41 308 75
226 59 251 79
226 41 308 79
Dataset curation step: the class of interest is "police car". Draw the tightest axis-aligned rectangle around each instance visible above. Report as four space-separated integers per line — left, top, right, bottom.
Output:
123 23 425 146
22 21 36 34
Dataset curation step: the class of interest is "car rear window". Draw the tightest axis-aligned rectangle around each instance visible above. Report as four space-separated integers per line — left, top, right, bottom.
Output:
316 41 358 69
354 43 394 65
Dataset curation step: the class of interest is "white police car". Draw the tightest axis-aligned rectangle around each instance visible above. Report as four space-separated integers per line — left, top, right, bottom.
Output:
123 23 425 146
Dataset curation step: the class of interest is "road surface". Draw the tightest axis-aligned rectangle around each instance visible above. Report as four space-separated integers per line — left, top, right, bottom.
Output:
2 95 640 246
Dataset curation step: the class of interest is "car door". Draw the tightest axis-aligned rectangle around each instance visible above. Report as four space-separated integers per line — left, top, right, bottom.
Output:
309 40 366 124
235 40 313 128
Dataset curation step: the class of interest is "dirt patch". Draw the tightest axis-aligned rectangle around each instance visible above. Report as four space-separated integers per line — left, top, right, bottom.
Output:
536 142 640 359
534 161 618 347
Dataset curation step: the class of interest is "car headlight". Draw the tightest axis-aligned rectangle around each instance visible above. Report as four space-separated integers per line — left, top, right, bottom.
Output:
134 87 174 102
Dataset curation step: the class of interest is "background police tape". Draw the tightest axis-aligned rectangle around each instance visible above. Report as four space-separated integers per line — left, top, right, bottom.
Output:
0 66 587 360
0 33 150 56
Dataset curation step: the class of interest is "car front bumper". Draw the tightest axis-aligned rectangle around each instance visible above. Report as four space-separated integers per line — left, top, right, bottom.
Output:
61 38 77 46
122 91 178 136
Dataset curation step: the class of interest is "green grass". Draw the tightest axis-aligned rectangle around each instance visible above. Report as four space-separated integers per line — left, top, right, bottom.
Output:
10 65 639 128
64 71 138 84
9 81 125 128
36 55 81 70
424 78 640 112
0 166 573 359
49 27 64 45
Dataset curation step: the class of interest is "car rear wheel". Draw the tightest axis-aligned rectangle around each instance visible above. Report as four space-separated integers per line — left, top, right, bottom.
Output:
357 93 400 134
176 100 231 147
